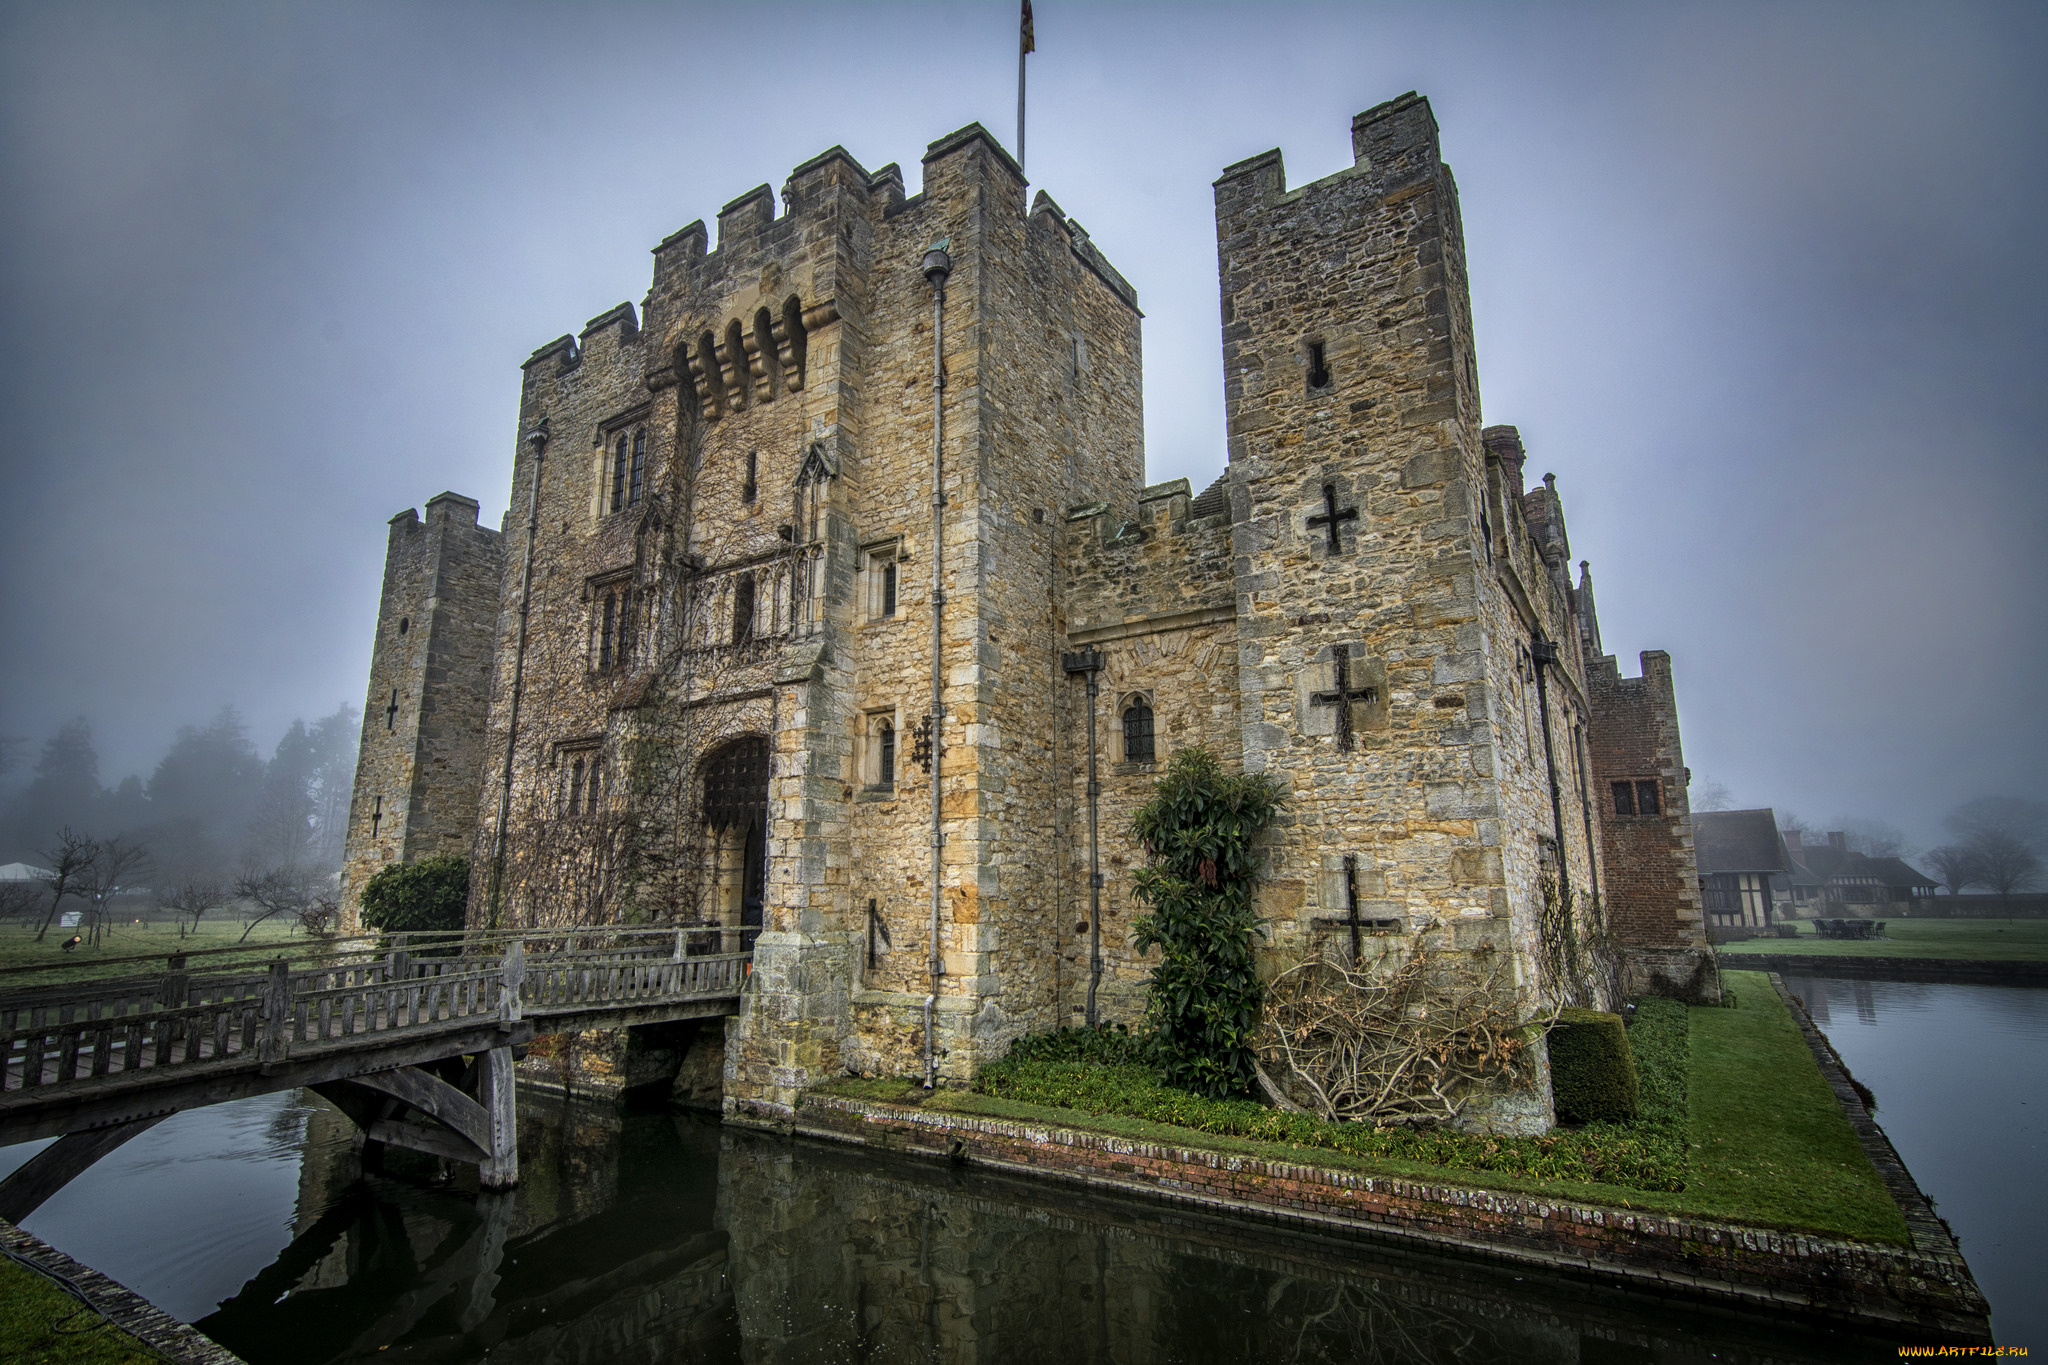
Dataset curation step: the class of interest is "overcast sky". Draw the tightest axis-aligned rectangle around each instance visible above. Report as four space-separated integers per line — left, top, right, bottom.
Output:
1 0 2042 849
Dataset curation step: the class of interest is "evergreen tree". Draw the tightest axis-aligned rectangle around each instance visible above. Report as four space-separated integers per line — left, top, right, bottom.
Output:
1130 748 1283 1099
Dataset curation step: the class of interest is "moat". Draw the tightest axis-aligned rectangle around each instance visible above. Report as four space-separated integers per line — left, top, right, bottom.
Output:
0 978 2038 1362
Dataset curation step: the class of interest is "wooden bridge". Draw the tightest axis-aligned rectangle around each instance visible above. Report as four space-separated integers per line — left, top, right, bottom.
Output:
0 927 751 1218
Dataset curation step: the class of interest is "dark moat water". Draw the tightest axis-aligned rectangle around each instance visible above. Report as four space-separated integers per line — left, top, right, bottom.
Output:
1779 975 2047 1350
0 980 2038 1362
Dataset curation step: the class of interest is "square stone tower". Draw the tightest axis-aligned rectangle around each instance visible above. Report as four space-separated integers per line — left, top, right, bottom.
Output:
340 493 504 918
465 126 1143 1114
1211 94 1611 1129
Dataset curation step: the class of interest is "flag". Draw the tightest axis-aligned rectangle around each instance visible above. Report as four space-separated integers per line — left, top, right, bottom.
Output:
1021 0 1035 55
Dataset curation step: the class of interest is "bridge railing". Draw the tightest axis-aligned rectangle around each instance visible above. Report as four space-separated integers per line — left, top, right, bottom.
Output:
0 925 755 1099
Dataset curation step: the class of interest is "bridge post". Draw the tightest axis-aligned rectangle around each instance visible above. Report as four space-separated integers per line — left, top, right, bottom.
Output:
259 958 291 1071
476 1045 518 1190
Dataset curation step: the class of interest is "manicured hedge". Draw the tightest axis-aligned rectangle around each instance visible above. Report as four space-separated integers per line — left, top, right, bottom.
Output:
358 855 470 935
1547 1008 1641 1124
975 1008 1691 1192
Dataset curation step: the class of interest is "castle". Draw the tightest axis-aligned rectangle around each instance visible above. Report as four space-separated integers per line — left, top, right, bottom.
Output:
341 93 1717 1132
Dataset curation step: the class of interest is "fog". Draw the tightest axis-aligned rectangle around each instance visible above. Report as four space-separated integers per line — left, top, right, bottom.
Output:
1 0 2043 857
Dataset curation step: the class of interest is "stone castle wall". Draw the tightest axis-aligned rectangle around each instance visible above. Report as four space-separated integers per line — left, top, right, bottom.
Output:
341 492 503 923
1054 481 1242 1026
339 94 1713 1132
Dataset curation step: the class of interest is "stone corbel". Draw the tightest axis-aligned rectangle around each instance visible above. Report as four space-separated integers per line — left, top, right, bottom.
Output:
685 347 720 414
800 298 840 333
770 313 800 391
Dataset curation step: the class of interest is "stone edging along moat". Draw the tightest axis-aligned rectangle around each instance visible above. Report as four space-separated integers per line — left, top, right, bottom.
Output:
0 1218 248 1365
784 981 1990 1342
1715 954 2047 985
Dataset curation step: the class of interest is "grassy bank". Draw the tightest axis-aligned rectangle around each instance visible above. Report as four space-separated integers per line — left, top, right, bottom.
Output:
0 917 304 984
1717 918 2048 961
1683 972 1903 1238
0 1258 156 1364
814 970 1907 1244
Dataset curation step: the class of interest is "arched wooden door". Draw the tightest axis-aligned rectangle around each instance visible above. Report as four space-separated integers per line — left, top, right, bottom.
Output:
702 735 769 947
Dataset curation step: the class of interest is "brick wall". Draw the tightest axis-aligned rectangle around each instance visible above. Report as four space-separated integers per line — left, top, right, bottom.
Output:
1585 650 1719 1001
791 1092 1987 1341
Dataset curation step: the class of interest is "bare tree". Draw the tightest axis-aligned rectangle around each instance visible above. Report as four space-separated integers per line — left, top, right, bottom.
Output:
1964 829 2042 897
1921 843 1983 896
80 836 152 947
160 878 228 938
32 827 98 942
1778 810 1812 840
1945 796 2047 850
0 881 47 927
1833 818 1912 859
1689 777 1733 812
1941 797 2045 896
231 866 326 943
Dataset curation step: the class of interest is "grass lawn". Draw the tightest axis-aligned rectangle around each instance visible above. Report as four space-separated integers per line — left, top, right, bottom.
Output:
1717 917 2048 961
1680 970 1904 1240
813 969 1908 1244
0 915 306 986
0 1258 158 1364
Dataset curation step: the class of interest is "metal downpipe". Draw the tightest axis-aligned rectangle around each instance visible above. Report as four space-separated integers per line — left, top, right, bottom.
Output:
486 421 548 928
1532 639 1571 908
1061 647 1106 1027
1084 668 1103 1025
922 244 951 1090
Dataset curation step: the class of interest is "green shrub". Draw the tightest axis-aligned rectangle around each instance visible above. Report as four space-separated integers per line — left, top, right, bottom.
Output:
1003 1023 1151 1068
1548 1008 1641 1124
1128 749 1283 1098
359 855 470 935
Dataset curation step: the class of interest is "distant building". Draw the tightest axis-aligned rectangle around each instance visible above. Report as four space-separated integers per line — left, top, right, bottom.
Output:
1780 831 1936 913
1693 809 1788 931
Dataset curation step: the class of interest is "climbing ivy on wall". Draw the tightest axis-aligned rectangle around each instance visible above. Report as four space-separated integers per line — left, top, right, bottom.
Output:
1130 748 1283 1099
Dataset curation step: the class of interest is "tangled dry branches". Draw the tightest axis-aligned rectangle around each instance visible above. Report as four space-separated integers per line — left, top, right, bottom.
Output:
1258 938 1538 1127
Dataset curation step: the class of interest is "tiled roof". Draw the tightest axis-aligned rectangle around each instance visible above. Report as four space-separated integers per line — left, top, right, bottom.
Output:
1692 809 1788 874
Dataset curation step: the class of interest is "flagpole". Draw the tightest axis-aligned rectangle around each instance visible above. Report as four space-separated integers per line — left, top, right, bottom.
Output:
1018 0 1032 178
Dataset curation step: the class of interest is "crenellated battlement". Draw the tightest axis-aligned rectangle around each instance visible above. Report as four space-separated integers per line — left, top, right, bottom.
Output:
1061 478 1237 647
1214 90 1442 222
522 123 1139 429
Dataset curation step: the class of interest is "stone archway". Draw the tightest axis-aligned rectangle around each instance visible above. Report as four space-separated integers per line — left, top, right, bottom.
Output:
701 735 769 947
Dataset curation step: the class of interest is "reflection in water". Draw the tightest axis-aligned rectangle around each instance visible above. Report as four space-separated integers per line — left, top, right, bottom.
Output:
151 1091 1915 1364
1779 977 2047 1349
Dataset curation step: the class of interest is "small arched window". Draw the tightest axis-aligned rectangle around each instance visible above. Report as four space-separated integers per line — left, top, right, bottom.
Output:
1122 698 1155 764
878 720 895 788
568 757 586 815
611 434 629 512
628 429 645 507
